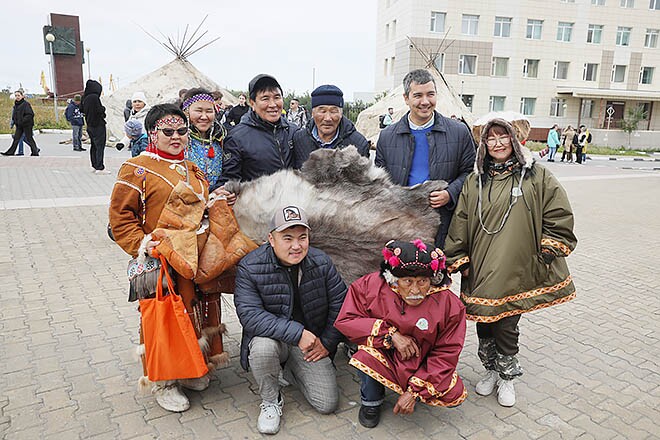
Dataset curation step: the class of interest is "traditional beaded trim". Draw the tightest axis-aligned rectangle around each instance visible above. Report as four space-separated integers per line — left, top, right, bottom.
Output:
182 94 215 110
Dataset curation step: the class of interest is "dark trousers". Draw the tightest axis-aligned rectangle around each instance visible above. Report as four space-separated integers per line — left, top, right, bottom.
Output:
435 208 453 249
575 146 583 164
87 125 107 170
358 371 384 406
5 125 38 155
476 315 521 356
561 148 573 162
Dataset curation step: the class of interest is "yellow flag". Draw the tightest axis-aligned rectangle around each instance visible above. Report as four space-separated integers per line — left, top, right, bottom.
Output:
40 70 50 93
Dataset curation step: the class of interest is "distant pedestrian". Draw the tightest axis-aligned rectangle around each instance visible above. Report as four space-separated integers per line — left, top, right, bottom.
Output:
546 124 560 162
577 125 591 164
2 90 40 156
65 94 86 152
224 93 249 127
81 79 109 173
9 104 25 155
286 98 308 128
560 125 575 163
116 92 150 151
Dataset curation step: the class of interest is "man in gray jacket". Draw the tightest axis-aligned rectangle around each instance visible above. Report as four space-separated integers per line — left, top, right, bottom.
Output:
234 205 347 435
375 69 476 247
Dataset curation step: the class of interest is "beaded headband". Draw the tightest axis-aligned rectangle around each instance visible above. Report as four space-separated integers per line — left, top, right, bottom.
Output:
147 116 186 153
182 93 215 111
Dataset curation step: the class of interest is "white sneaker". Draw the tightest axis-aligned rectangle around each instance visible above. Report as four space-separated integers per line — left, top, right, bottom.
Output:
497 379 516 407
179 374 210 391
475 370 499 396
94 169 111 175
152 383 190 412
257 395 284 435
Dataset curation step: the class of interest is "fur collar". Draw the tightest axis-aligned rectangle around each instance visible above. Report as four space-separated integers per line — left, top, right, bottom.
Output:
474 118 534 176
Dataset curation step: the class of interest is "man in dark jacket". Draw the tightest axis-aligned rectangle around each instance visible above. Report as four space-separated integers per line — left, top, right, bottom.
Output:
81 79 108 173
234 205 347 435
292 84 370 169
220 75 298 184
65 95 86 152
375 69 476 247
2 90 40 156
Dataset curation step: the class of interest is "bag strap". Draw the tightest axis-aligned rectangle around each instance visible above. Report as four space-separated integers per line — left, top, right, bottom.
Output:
156 254 177 300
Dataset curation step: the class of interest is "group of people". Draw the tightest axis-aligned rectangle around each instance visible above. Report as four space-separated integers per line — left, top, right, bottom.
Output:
108 68 576 435
546 123 592 164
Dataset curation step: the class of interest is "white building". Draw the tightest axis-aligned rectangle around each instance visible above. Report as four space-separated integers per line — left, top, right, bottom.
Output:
376 0 660 137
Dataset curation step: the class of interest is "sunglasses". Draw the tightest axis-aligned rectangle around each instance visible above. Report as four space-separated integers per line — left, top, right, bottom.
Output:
157 127 189 137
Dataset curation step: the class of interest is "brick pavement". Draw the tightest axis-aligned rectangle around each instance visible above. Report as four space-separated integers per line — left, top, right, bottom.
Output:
0 152 659 439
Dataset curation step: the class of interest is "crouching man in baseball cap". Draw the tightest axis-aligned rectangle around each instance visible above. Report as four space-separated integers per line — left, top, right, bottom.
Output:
234 205 347 434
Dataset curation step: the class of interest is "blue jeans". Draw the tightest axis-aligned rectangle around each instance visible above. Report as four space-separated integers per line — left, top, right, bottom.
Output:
16 133 25 155
72 125 83 149
358 371 384 406
548 147 557 161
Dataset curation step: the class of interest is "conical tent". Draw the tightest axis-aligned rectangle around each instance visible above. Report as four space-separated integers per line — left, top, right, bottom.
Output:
104 58 238 139
355 73 474 145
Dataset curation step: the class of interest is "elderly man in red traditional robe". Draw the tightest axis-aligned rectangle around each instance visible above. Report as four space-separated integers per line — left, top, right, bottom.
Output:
335 239 467 428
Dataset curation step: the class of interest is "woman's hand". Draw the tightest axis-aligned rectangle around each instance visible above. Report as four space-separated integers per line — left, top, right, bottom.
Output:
146 240 160 256
211 187 237 206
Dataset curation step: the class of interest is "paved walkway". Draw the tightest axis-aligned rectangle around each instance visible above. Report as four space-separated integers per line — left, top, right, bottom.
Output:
0 146 659 439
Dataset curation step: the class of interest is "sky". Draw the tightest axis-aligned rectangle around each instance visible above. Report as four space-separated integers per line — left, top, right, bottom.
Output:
0 0 377 100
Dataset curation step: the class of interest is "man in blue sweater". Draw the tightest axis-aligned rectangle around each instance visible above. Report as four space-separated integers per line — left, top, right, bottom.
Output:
375 69 476 247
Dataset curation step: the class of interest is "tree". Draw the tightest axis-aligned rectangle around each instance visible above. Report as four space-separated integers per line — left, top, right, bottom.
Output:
620 106 647 148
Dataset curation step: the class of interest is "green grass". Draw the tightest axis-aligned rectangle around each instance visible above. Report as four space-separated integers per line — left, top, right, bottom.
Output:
0 93 70 133
525 141 658 157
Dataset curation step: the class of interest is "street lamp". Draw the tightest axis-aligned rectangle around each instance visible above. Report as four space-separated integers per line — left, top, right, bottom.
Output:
45 32 59 123
86 47 91 81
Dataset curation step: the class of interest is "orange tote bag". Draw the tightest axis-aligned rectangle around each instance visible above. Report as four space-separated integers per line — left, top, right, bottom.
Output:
139 255 208 382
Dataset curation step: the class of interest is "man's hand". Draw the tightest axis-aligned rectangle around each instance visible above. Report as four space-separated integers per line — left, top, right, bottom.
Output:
298 329 316 353
212 187 237 206
391 332 420 361
429 190 451 209
393 391 417 415
303 337 329 362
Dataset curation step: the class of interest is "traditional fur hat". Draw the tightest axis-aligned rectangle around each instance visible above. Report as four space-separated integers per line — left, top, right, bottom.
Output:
380 239 446 283
474 117 534 176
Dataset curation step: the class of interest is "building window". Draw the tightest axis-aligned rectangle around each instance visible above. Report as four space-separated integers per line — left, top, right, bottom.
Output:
489 96 506 111
390 57 396 76
640 66 655 84
527 19 543 39
523 59 540 78
492 57 509 76
592 0 606 5
383 58 388 76
581 99 595 118
461 95 474 110
587 24 603 43
430 11 446 33
432 53 444 73
494 17 512 37
385 23 390 42
554 61 570 79
520 97 536 115
459 55 477 75
620 0 634 7
462 14 479 36
557 22 574 42
611 65 627 82
652 0 660 9
645 29 659 47
583 63 599 81
560 0 575 2
550 98 567 117
391 20 397 39
616 27 632 46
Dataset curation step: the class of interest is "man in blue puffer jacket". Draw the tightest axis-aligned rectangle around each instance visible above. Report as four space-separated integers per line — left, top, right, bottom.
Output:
219 74 298 185
234 205 347 435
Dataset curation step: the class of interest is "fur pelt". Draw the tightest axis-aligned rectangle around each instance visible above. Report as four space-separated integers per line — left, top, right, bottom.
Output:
225 146 446 284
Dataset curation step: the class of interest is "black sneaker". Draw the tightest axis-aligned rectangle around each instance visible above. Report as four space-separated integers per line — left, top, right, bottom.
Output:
358 405 381 428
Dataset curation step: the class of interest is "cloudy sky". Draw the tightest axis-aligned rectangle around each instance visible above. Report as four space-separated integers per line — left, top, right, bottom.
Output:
0 0 377 100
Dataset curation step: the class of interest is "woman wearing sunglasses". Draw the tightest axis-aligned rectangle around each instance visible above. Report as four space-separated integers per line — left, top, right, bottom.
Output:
444 117 577 408
109 104 220 412
180 88 235 202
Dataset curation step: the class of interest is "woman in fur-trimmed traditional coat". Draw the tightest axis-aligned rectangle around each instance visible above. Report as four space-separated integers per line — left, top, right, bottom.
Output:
444 117 577 408
109 104 226 413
